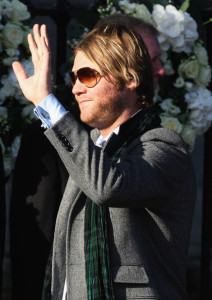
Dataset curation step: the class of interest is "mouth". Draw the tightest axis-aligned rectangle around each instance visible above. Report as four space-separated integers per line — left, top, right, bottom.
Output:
78 99 92 104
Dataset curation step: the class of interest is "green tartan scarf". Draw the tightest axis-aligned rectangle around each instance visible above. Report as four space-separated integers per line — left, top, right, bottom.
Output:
84 108 160 300
42 108 160 300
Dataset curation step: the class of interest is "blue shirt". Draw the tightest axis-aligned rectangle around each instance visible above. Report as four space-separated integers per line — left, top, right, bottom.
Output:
34 94 67 129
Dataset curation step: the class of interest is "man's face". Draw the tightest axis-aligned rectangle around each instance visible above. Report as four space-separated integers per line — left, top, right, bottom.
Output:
72 51 138 135
136 28 165 89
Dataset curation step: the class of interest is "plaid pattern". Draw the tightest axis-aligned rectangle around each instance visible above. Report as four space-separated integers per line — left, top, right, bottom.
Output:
84 200 115 300
84 109 159 300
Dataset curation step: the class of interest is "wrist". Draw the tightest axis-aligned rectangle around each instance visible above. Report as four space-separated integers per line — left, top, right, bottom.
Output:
35 93 53 107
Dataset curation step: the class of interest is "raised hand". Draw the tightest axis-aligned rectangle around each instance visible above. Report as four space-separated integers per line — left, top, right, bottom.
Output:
12 24 52 106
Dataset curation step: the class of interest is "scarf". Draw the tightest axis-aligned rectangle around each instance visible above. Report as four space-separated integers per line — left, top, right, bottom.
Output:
84 108 160 300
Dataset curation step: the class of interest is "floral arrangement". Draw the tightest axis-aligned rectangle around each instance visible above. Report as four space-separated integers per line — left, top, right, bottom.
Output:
68 0 212 151
0 0 34 177
1 0 212 178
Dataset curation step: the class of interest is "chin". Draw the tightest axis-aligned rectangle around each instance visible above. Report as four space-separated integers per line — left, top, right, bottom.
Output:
80 115 94 127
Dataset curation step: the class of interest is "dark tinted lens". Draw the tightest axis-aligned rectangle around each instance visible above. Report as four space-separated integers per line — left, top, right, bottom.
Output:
78 67 97 88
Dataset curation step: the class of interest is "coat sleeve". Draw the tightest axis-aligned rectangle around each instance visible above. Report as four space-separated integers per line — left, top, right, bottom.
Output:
44 112 196 208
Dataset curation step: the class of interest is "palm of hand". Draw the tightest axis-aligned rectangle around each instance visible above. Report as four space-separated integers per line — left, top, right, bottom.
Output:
12 24 52 106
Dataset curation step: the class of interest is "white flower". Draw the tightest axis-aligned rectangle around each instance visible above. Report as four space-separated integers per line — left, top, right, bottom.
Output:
160 51 168 63
152 5 184 51
178 59 199 80
159 98 181 115
184 81 193 91
181 10 199 53
119 0 135 14
152 4 198 53
185 87 212 134
6 48 20 57
174 77 184 88
11 0 30 22
160 115 183 133
0 0 12 18
194 45 209 65
189 109 211 134
2 23 24 49
0 59 33 103
196 65 211 87
181 123 197 151
132 4 153 24
97 2 118 16
152 5 183 38
0 0 32 178
163 59 174 75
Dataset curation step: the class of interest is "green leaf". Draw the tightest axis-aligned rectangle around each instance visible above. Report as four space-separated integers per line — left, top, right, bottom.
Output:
203 17 212 25
179 0 190 12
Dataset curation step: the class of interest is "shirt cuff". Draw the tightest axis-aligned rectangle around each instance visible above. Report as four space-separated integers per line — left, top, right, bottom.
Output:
34 94 67 128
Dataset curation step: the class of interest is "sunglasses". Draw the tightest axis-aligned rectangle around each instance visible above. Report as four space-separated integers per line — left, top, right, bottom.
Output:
69 67 102 88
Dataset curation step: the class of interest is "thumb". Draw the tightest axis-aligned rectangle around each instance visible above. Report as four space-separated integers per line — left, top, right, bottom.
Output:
12 61 27 85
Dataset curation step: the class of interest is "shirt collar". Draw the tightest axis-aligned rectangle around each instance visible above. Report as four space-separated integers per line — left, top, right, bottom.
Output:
95 126 120 148
95 109 143 148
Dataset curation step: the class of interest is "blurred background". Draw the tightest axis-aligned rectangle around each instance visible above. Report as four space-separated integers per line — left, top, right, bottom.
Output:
1 0 212 299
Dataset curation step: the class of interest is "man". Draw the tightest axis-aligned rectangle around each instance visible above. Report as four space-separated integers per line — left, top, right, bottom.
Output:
12 23 196 299
10 15 164 300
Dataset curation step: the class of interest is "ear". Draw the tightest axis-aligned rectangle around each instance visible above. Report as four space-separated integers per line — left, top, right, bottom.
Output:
126 78 137 91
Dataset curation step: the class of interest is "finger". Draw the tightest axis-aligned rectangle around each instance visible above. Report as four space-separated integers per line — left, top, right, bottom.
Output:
33 24 42 57
12 62 27 85
40 24 49 47
28 33 40 66
40 35 51 59
40 36 52 76
37 36 52 92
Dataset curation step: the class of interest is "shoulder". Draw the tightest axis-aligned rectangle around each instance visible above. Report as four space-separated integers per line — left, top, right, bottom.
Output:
138 128 194 178
141 127 188 153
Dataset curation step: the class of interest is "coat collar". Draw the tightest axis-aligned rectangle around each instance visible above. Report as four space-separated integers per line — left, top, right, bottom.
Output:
91 107 160 158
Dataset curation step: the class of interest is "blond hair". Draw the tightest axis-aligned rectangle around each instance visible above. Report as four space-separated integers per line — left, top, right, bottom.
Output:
96 14 158 38
75 23 154 105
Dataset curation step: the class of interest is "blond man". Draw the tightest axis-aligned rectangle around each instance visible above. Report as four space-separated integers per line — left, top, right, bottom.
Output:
13 23 196 300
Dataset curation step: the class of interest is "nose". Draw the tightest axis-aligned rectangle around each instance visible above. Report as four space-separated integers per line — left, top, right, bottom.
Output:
154 59 165 77
72 78 87 96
